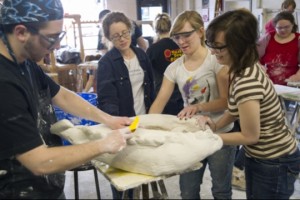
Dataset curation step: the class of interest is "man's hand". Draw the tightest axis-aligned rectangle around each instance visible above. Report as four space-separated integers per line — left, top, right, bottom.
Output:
102 128 132 154
106 116 132 130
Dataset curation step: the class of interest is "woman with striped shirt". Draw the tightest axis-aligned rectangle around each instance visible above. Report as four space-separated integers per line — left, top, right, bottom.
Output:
200 9 300 199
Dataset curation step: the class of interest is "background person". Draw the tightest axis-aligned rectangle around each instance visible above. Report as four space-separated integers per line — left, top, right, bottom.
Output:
264 0 296 34
0 1 132 199
203 8 300 199
146 13 183 115
97 9 111 51
149 10 236 199
258 11 300 85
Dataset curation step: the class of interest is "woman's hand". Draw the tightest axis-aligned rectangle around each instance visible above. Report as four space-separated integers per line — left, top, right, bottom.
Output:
196 115 216 131
177 104 200 119
286 73 300 82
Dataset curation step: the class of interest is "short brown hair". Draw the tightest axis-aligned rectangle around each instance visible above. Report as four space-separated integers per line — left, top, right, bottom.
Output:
281 0 296 10
101 12 132 40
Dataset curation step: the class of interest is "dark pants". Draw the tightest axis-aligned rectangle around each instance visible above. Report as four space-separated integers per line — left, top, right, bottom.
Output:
235 146 245 170
245 148 300 199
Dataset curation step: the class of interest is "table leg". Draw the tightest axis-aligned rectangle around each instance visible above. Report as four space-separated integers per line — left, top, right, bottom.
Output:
133 186 141 199
150 181 161 199
158 180 168 199
76 68 83 92
122 190 129 200
142 184 149 199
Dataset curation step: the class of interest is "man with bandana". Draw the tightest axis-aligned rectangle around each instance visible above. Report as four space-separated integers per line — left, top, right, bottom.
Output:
0 0 132 199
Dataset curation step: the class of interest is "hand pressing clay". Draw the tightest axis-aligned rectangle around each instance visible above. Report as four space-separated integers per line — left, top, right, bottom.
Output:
50 114 223 176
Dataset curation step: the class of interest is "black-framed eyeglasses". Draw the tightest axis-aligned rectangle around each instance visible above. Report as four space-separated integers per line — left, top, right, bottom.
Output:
204 40 227 53
171 30 196 42
26 26 66 50
110 30 131 42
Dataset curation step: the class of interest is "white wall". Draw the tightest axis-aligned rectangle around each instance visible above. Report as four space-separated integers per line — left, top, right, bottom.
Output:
260 0 300 10
105 0 137 20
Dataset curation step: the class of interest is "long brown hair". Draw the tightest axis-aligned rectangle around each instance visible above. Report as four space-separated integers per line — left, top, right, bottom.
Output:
206 9 259 75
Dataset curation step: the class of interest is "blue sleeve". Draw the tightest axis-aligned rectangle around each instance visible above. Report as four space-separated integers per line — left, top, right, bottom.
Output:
96 56 120 116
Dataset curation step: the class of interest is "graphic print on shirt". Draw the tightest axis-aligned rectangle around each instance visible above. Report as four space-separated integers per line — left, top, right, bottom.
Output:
266 54 290 84
182 76 210 105
164 48 182 63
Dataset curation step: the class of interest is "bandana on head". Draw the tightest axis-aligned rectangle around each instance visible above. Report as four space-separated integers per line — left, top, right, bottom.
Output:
1 0 64 25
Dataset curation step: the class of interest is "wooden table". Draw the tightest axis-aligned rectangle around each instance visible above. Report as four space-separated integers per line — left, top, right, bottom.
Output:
92 160 202 199
78 60 98 71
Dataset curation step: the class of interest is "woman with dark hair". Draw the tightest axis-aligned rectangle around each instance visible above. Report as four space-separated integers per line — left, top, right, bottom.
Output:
258 11 300 85
201 9 300 199
265 0 296 34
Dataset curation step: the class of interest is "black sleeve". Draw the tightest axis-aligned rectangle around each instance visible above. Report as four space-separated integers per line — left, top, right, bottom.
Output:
0 82 43 159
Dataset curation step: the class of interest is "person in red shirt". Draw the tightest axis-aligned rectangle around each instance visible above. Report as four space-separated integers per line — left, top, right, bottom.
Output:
258 11 300 85
264 0 296 34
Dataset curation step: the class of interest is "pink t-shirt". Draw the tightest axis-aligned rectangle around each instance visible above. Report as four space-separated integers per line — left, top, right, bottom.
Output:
260 32 299 85
265 18 275 34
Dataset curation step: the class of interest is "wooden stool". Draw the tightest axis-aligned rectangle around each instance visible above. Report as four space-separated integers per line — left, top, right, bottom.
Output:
68 162 101 199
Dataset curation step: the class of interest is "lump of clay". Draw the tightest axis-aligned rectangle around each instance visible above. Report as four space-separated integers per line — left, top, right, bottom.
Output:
50 114 223 176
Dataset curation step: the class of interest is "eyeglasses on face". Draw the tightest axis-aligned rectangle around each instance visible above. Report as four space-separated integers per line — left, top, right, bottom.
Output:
110 30 131 42
275 24 293 31
205 40 227 53
26 26 66 50
171 29 196 42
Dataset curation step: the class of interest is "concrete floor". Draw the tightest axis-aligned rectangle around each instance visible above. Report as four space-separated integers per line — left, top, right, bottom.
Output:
63 164 300 199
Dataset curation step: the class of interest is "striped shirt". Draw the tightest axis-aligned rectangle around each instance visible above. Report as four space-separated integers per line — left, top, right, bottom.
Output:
228 63 298 159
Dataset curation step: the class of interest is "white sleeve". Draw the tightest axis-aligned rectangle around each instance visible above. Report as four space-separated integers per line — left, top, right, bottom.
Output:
164 56 183 83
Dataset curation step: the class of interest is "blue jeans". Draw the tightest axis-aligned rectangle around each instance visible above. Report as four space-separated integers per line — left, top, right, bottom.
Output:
245 148 300 199
234 146 245 170
180 144 236 199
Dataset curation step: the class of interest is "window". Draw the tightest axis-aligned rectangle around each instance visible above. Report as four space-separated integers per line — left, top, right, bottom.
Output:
61 0 104 21
136 0 169 21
